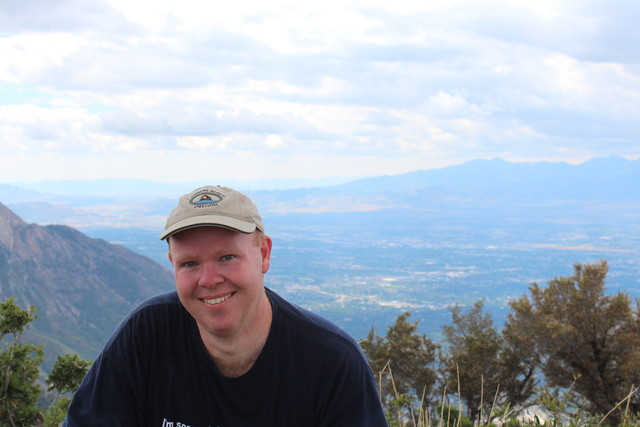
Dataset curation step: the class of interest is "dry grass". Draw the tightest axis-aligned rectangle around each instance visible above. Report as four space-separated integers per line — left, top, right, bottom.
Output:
377 366 640 427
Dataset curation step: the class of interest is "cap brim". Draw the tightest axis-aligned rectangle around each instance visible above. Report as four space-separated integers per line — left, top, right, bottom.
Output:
160 214 257 240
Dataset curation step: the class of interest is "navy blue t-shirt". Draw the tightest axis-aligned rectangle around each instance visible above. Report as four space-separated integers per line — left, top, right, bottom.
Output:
65 288 388 427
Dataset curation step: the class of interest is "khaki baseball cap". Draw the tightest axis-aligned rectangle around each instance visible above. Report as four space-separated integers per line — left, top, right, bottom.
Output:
160 185 264 240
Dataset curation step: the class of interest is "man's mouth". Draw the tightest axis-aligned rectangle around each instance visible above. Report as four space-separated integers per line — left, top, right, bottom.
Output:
201 292 235 305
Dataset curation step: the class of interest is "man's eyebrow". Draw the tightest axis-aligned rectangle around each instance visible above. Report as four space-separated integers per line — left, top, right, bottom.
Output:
170 250 195 261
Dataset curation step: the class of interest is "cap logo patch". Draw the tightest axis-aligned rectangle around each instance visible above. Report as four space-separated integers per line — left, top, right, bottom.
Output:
189 190 224 207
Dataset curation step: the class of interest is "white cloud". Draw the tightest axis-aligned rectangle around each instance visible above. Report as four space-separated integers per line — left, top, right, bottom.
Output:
0 33 82 82
176 136 228 150
265 134 286 150
0 0 639 182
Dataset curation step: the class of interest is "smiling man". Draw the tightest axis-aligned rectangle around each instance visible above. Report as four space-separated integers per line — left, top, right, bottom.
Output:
65 185 387 427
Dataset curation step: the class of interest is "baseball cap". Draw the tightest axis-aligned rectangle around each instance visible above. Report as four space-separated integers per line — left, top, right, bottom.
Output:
160 185 264 240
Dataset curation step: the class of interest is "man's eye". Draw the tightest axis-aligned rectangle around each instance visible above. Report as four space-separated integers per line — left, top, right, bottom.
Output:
221 255 235 261
183 261 197 268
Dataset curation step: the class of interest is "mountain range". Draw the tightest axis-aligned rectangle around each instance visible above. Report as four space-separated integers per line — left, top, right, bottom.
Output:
2 156 638 228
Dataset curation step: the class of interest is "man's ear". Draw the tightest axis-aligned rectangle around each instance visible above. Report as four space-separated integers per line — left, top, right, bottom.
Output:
261 235 273 274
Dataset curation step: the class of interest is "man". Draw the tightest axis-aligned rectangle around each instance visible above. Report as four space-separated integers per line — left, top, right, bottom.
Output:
65 185 388 426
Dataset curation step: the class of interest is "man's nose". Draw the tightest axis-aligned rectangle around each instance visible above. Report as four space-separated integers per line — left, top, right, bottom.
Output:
199 263 224 287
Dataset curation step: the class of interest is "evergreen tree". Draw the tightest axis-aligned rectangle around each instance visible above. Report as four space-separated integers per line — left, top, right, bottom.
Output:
44 354 92 425
441 300 503 422
499 305 539 409
441 299 537 423
0 297 91 425
361 312 438 423
507 261 640 424
0 297 43 425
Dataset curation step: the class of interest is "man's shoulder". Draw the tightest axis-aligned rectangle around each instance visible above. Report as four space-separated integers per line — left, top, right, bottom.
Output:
267 288 362 354
106 291 185 344
135 290 181 311
121 290 180 320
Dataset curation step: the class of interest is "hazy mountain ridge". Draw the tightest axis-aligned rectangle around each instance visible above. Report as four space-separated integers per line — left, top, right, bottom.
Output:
249 156 640 214
0 203 174 366
2 157 638 228
329 156 640 201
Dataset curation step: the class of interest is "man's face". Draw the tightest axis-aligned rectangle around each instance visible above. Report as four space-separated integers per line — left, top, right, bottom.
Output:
168 226 272 340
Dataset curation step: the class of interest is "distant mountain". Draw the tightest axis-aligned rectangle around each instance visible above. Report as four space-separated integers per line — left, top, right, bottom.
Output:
0 203 174 367
329 156 640 200
2 156 639 227
8 176 359 197
248 156 640 214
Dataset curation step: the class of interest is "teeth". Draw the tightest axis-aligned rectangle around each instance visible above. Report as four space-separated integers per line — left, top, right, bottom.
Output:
202 293 233 305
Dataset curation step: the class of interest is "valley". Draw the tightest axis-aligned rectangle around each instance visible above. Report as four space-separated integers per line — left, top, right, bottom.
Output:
82 203 640 342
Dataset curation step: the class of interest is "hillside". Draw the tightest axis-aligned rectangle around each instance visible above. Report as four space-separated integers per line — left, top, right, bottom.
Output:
0 203 174 366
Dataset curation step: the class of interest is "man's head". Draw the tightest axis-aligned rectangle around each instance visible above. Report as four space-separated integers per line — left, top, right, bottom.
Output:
161 185 273 341
160 185 264 241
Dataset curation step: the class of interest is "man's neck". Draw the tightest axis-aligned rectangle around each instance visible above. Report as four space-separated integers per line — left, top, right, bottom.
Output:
199 293 273 378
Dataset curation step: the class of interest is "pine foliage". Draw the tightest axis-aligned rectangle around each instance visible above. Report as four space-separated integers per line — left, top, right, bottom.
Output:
0 297 90 426
363 261 640 426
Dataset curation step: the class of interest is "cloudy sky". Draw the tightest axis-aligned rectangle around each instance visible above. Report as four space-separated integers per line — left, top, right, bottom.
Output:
1 0 639 184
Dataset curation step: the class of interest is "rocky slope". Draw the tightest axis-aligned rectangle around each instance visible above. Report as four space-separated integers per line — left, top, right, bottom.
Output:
0 203 174 365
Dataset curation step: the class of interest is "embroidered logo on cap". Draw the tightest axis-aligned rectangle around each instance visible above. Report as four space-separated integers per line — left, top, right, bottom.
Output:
189 189 224 207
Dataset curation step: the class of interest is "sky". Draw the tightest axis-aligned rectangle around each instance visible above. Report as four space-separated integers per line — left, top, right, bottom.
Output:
1 0 639 184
